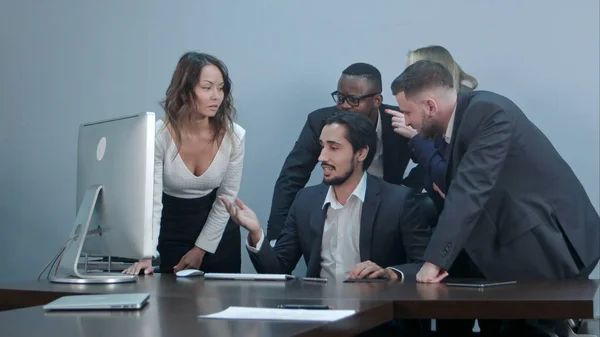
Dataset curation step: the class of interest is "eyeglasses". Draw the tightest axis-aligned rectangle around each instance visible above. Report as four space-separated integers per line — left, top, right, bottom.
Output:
331 91 379 107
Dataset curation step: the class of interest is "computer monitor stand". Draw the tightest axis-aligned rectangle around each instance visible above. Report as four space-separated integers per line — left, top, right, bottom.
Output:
49 185 137 284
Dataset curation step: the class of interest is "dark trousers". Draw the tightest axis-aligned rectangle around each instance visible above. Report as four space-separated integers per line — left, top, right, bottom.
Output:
157 190 241 274
436 250 502 337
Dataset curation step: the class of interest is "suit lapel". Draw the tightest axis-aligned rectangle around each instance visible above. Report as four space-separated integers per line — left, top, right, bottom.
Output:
359 175 381 261
380 106 407 185
443 91 470 187
306 186 328 278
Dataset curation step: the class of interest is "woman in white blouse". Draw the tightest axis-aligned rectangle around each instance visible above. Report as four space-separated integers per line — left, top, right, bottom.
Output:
124 52 245 275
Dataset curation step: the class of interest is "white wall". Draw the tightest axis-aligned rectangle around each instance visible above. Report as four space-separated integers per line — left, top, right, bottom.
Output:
0 0 598 282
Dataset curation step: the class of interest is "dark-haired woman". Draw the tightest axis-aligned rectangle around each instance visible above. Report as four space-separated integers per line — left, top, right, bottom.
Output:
124 52 244 275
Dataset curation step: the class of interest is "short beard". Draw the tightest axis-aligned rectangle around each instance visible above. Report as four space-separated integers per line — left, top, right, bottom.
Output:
419 111 445 140
323 160 355 186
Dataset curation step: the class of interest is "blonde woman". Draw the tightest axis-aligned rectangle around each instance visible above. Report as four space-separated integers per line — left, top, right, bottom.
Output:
407 45 477 91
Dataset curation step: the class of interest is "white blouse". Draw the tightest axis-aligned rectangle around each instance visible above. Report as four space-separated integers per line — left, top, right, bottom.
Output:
152 119 245 255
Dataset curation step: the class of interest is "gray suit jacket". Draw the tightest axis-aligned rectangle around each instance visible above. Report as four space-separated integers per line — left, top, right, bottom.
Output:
425 90 600 280
249 174 431 281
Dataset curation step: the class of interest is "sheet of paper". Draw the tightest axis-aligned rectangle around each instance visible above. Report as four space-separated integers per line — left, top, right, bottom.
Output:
203 273 294 281
198 306 356 322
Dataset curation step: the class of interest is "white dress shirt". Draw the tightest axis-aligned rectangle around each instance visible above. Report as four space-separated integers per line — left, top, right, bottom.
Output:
319 172 366 281
444 104 457 143
153 119 245 256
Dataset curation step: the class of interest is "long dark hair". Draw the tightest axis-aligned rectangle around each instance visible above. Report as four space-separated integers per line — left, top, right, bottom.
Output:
160 52 236 150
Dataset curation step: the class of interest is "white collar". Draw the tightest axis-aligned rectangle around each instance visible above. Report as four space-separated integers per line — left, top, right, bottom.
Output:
444 103 457 143
322 172 368 209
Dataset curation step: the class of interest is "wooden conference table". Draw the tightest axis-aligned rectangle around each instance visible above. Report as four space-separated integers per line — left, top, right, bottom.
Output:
1 275 598 336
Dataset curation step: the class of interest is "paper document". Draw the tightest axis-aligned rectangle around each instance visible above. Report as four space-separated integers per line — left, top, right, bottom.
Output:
203 273 294 281
198 306 356 322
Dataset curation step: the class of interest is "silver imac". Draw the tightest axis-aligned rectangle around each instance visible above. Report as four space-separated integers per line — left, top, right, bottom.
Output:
49 112 155 284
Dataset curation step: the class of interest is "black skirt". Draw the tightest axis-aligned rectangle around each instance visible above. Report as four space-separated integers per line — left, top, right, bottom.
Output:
157 189 241 273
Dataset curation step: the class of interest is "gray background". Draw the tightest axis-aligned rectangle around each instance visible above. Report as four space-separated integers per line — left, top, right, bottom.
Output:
1 0 598 282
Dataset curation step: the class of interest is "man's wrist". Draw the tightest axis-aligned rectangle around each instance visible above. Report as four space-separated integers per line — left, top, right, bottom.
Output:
385 267 403 282
249 229 262 247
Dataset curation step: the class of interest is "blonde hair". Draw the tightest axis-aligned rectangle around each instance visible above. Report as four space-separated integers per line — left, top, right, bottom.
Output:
407 45 478 91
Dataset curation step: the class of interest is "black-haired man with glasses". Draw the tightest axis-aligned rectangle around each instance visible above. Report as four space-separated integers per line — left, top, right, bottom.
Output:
266 62 426 243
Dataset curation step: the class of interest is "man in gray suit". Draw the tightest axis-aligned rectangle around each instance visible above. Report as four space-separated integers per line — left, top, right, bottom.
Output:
391 60 600 336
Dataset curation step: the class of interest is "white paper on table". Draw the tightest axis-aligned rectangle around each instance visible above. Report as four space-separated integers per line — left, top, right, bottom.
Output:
198 306 356 322
203 273 295 281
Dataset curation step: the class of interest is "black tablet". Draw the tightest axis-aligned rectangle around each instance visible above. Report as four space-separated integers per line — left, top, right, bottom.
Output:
444 280 517 288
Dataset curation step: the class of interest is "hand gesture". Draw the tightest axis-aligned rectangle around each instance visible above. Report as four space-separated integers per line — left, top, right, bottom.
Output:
220 197 261 234
385 109 417 139
220 197 263 246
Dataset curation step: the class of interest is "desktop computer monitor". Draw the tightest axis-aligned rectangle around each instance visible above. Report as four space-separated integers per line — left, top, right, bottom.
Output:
49 112 155 284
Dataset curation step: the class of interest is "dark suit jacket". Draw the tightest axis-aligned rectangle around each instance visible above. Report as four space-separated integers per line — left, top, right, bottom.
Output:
250 174 431 281
425 90 600 280
266 104 425 240
409 134 447 213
